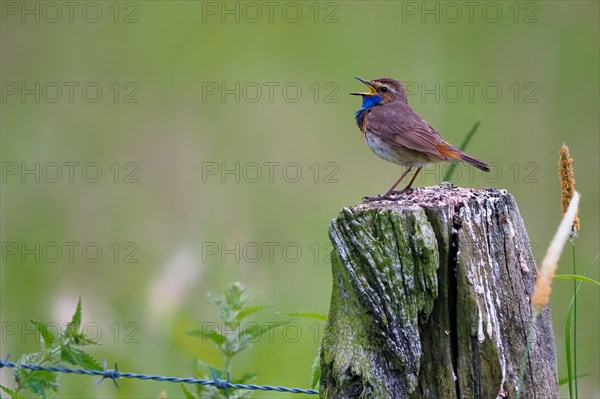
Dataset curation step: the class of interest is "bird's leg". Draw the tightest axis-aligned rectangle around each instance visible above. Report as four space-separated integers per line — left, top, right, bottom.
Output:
396 167 422 194
363 167 412 201
383 167 413 196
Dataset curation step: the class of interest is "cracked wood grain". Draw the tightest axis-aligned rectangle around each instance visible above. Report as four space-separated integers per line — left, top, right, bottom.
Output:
320 183 558 399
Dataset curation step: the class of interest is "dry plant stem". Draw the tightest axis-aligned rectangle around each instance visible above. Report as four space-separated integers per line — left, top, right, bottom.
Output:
531 192 581 311
517 192 580 399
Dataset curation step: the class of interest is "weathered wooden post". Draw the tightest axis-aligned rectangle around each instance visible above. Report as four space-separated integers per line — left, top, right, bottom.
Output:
320 183 558 398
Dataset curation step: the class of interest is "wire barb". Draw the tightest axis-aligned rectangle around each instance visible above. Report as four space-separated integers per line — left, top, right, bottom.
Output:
211 370 230 397
95 358 120 388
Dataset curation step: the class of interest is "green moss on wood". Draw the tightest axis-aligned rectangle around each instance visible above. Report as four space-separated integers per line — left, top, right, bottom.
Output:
320 185 558 398
321 207 439 398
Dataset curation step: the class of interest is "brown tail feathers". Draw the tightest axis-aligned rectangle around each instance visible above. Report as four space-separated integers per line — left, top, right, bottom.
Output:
437 142 490 172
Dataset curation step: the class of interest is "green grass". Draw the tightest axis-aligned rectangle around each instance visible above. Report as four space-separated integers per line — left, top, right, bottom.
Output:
567 243 578 398
563 250 600 397
443 119 481 182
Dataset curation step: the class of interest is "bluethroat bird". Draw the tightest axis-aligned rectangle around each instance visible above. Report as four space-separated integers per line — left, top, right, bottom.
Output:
352 77 490 200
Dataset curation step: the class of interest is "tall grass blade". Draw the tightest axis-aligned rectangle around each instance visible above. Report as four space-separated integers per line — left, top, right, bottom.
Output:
443 119 481 182
572 244 578 398
554 274 599 285
559 373 590 385
563 258 598 398
566 293 574 399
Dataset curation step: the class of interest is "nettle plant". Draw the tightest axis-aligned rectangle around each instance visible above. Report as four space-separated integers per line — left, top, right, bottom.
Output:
184 282 287 399
0 284 326 399
1 299 101 399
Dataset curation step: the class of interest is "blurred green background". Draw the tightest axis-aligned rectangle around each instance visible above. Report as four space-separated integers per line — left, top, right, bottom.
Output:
1 1 598 397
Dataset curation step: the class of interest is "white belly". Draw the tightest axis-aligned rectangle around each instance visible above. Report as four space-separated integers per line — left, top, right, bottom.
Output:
364 131 432 168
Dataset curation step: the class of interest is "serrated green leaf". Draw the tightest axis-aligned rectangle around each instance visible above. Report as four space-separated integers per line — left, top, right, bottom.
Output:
194 359 222 378
187 329 227 346
236 305 269 321
61 345 75 363
22 370 59 399
232 372 256 384
76 350 102 370
309 350 321 389
30 320 56 349
25 380 48 399
199 385 226 399
71 298 83 328
14 353 45 386
181 383 197 399
282 312 327 321
555 274 600 285
0 384 26 399
62 298 83 342
230 389 253 399
211 283 253 325
223 283 248 308
60 346 101 370
68 332 98 347
239 321 286 348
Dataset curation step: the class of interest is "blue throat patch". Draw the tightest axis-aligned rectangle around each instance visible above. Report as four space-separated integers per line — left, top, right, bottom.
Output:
361 94 382 109
354 94 382 123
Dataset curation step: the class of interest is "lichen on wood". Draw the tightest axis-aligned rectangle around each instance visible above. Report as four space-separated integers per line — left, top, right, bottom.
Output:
320 183 558 399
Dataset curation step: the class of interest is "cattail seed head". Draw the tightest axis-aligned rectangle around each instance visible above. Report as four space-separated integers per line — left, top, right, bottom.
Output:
559 144 579 237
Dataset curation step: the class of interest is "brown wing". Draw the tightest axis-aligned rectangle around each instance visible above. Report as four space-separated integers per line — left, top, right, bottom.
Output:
364 102 446 161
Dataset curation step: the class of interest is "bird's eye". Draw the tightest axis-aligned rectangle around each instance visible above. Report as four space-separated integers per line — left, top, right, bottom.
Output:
380 86 389 93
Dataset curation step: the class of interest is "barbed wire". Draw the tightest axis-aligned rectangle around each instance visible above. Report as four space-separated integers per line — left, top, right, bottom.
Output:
0 358 319 397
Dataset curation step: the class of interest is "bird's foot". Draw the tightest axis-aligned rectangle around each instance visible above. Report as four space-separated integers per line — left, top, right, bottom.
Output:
363 193 398 202
363 194 389 202
363 188 414 202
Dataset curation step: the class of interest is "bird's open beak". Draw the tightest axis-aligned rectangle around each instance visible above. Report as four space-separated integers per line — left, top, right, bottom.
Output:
350 77 377 96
